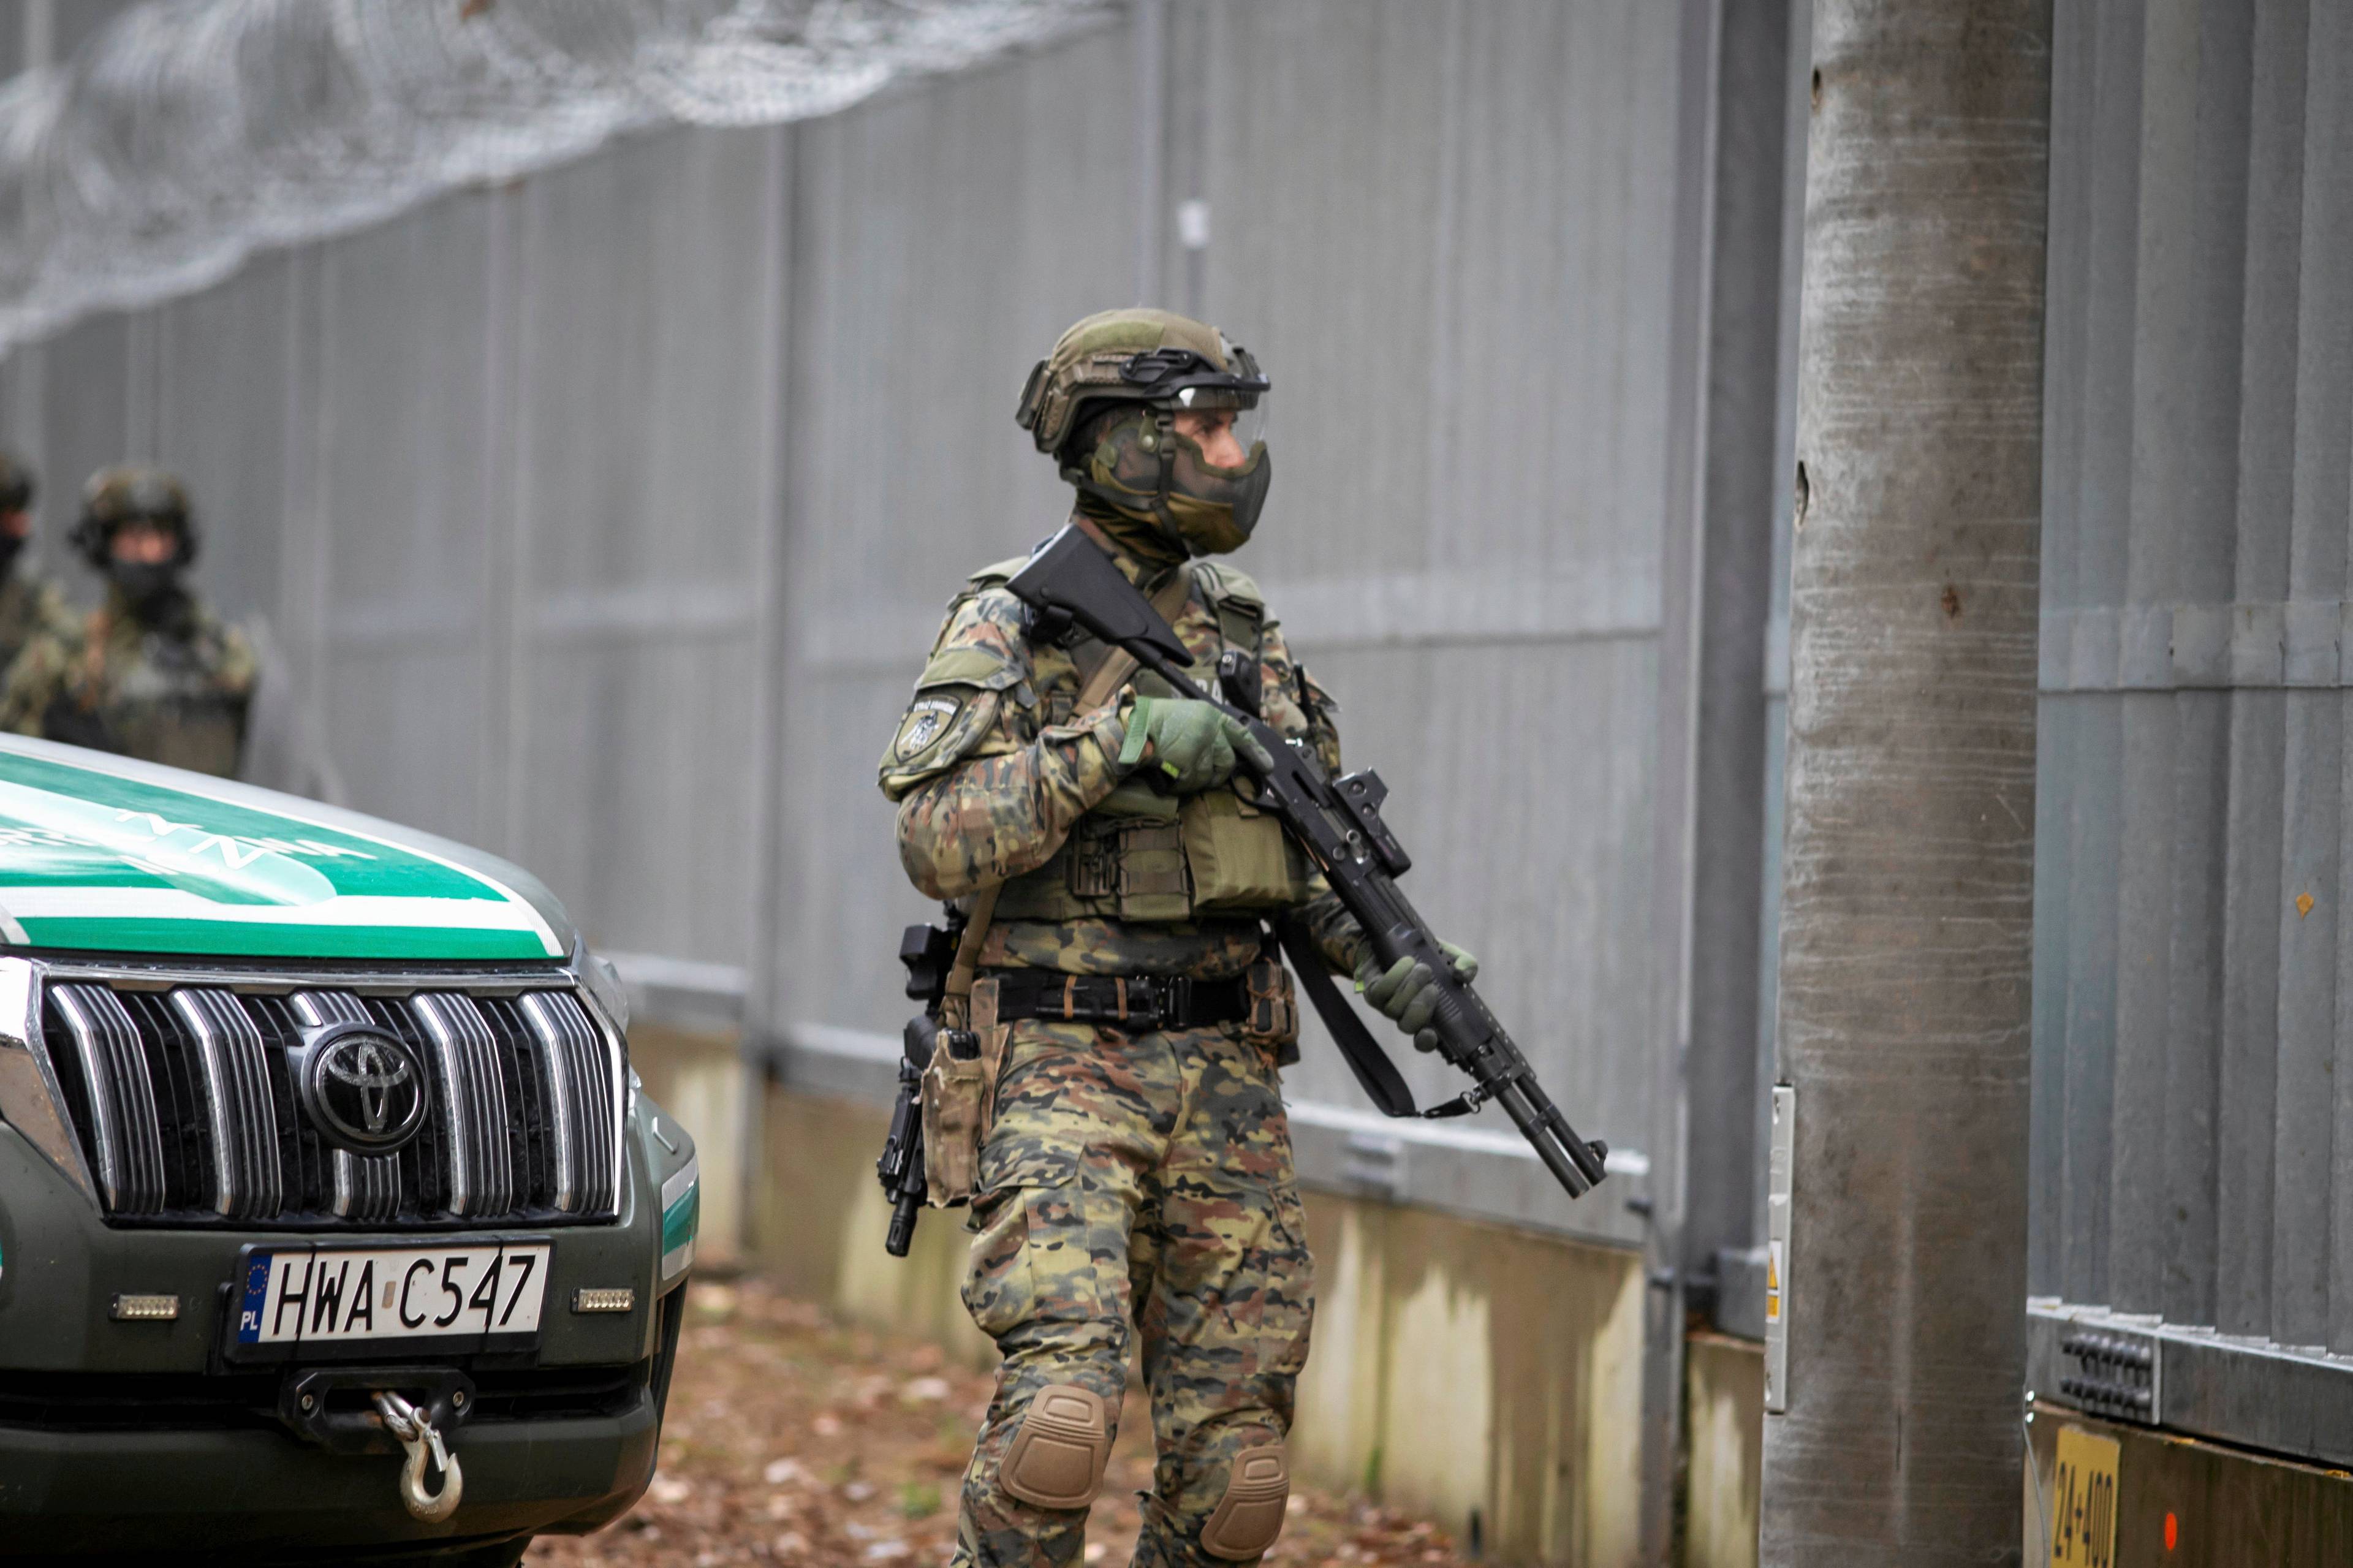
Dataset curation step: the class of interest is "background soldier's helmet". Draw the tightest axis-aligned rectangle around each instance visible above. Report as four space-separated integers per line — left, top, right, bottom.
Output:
0 450 37 514
1016 308 1273 555
72 465 198 569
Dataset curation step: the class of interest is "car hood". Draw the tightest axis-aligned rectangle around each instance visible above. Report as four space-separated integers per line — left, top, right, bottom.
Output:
0 734 572 961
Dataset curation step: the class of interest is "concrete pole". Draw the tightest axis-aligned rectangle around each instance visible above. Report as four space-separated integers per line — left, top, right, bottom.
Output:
1760 4 2050 1565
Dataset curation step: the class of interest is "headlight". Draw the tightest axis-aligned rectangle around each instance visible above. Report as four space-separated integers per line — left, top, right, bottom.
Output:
0 957 97 1204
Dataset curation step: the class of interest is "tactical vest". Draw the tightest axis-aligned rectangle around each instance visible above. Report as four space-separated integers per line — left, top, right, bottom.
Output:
48 624 249 779
984 558 1310 924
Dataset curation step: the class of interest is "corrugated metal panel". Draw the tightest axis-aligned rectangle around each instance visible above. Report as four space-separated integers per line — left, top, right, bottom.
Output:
313 190 503 849
1175 0 1688 1231
507 127 781 966
6 122 787 964
36 314 132 591
2031 0 2353 1368
8 1 1710 1259
766 15 1139 1058
145 256 295 626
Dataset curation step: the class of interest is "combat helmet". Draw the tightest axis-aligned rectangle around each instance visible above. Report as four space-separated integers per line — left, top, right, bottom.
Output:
72 465 197 570
1017 308 1271 555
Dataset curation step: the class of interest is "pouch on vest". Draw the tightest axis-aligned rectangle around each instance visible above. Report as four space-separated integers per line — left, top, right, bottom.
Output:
1042 779 1191 922
1180 789 1307 912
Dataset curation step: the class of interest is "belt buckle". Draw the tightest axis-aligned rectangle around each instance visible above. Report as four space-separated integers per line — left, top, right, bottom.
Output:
1161 976 1192 1030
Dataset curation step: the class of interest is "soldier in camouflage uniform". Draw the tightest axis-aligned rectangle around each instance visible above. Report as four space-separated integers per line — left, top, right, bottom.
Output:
879 309 1475 1568
0 452 80 689
0 466 256 778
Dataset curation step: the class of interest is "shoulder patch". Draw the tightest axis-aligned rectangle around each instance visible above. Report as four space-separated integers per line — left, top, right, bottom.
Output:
894 693 966 762
878 678 1006 797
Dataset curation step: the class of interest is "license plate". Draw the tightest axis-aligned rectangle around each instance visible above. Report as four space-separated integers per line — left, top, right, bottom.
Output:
234 1243 550 1348
2048 1423 2121 1567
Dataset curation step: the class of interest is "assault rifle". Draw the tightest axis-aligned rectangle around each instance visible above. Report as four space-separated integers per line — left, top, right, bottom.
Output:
877 912 969 1256
1007 525 1610 1199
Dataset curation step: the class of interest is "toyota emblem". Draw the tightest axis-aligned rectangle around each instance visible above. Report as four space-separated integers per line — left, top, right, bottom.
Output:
298 1023 429 1154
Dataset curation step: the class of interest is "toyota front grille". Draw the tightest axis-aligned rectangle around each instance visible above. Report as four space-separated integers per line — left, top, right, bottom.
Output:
31 966 623 1227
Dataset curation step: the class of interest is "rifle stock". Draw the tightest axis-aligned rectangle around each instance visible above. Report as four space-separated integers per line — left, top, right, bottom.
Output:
1007 525 1609 1199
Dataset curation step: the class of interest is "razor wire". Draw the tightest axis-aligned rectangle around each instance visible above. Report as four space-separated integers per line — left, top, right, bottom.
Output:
0 0 1115 352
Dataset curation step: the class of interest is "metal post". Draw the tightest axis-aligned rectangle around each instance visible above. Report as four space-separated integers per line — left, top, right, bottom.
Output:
1760 4 2051 1564
1128 0 1165 309
740 121 795 1256
1677 0 1799 1319
1643 0 1724 1555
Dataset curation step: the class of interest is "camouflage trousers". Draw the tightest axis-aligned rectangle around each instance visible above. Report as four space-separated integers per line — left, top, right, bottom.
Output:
955 1016 1314 1568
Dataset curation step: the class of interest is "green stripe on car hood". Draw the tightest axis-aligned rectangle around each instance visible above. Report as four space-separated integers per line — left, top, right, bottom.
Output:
0 737 567 960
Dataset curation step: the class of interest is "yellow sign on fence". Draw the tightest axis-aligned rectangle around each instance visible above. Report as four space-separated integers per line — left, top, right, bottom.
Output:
2048 1423 2121 1567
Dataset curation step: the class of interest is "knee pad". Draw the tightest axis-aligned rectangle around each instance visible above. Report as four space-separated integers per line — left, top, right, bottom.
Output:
1002 1383 1113 1510
1200 1443 1290 1561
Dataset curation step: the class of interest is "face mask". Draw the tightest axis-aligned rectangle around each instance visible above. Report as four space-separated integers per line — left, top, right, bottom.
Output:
1162 430 1270 553
109 562 181 617
1082 412 1273 557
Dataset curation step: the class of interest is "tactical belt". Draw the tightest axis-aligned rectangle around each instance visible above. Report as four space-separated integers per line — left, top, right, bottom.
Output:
983 968 1251 1032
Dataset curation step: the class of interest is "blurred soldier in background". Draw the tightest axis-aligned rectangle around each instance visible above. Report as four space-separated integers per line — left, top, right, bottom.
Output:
881 308 1476 1568
0 465 255 778
0 451 80 682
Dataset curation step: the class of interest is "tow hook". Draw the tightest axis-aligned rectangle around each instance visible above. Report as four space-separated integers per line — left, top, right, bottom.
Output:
374 1389 464 1521
274 1366 474 1521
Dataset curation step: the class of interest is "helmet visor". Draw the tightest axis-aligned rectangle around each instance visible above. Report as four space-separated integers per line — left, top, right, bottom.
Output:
1169 386 1268 458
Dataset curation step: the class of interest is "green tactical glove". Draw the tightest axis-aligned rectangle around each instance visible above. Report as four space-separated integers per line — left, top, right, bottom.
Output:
1355 942 1480 1053
1117 695 1273 794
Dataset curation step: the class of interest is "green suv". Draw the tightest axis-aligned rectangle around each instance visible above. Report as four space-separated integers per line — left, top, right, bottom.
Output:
0 735 696 1564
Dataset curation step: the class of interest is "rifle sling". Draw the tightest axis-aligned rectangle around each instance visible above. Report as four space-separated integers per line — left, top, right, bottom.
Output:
1273 915 1479 1121
944 564 1197 1010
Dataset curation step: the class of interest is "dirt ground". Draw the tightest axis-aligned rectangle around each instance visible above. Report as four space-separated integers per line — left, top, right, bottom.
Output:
525 1278 1468 1568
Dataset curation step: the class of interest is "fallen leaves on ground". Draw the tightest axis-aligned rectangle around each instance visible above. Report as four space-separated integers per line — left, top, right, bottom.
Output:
526 1276 1468 1568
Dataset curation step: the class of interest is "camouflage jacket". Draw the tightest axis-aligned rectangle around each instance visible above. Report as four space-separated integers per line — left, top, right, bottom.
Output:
0 569 78 687
881 529 1363 980
1 587 257 779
